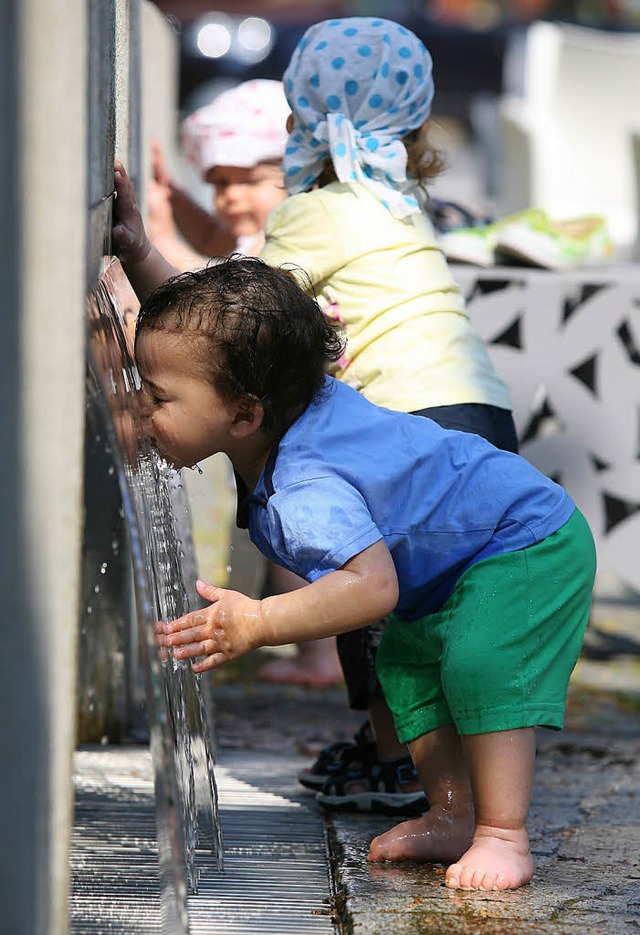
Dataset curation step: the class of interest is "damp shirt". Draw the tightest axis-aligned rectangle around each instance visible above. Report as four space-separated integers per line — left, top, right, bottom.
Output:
238 377 575 620
259 182 512 414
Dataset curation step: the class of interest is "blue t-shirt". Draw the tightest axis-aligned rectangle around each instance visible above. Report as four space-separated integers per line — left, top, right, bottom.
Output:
238 377 575 620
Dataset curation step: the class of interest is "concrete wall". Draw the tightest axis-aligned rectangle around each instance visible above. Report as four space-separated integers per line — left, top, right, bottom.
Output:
0 0 158 928
0 1 87 933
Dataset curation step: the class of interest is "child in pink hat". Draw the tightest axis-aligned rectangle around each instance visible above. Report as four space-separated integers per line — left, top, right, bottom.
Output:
148 79 289 267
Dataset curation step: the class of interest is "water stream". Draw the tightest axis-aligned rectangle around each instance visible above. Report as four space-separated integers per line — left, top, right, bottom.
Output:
85 257 223 932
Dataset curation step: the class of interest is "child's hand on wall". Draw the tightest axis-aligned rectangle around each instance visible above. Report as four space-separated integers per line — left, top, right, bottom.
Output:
156 579 264 673
112 160 181 301
112 160 152 267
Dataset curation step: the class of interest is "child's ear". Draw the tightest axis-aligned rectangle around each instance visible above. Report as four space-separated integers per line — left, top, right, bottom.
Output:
230 399 264 437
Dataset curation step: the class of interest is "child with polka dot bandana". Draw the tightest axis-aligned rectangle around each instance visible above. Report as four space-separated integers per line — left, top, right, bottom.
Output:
259 17 520 813
112 17 518 817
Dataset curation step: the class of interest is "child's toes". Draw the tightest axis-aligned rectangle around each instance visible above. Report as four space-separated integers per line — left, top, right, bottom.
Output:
444 865 460 889
445 860 472 889
445 860 491 890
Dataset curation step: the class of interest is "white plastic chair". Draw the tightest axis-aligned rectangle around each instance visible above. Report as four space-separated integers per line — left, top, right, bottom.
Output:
498 21 640 258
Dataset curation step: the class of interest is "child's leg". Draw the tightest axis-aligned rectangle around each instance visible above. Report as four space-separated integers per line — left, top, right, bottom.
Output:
340 628 422 793
370 511 595 887
369 725 535 891
369 723 475 864
446 727 535 890
368 694 412 760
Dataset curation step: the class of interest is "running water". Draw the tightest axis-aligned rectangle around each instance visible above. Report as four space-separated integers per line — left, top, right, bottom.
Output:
86 258 223 931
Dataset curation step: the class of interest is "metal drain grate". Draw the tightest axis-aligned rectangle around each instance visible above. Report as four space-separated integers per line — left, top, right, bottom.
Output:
71 746 338 934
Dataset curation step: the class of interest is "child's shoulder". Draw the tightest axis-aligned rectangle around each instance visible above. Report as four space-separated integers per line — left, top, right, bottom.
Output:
266 185 328 224
283 182 354 208
264 183 355 239
290 378 427 451
319 182 436 232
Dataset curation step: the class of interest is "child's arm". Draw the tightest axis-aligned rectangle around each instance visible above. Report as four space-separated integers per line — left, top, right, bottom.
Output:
147 174 212 273
156 539 399 674
169 188 236 258
112 160 180 302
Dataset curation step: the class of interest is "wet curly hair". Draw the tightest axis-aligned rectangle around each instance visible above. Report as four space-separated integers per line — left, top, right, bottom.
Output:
135 255 345 439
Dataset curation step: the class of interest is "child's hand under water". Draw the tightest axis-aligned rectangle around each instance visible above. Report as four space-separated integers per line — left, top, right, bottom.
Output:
156 579 264 673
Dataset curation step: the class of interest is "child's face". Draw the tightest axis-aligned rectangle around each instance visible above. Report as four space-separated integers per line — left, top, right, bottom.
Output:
135 328 239 469
205 163 286 238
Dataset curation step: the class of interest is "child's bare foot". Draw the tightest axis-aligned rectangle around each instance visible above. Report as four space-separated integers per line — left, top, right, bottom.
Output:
257 639 343 688
257 655 343 687
445 825 533 891
368 804 474 865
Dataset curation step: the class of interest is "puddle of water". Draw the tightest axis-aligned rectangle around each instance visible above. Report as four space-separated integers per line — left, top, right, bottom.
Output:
85 258 223 932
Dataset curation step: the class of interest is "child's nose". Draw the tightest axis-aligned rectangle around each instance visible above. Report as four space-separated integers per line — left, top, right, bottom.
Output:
223 182 245 200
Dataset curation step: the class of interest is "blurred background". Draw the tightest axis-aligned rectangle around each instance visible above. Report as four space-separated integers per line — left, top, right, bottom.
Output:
147 0 640 219
152 0 639 113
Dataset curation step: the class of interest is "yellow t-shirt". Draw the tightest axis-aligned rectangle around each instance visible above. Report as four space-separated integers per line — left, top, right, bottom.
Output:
261 182 511 414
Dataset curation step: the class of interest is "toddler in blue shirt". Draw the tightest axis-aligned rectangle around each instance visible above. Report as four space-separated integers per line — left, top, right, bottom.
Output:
134 254 596 892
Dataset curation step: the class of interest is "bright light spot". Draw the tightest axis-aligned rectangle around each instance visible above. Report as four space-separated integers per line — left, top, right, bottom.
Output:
197 22 232 59
237 16 271 53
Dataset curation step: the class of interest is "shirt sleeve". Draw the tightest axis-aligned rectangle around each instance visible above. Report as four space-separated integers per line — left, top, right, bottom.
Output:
260 192 345 288
263 475 383 581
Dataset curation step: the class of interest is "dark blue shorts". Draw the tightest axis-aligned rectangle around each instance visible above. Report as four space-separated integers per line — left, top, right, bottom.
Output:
410 402 519 453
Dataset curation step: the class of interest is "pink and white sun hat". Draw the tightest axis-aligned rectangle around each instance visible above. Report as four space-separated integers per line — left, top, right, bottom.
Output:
181 79 290 177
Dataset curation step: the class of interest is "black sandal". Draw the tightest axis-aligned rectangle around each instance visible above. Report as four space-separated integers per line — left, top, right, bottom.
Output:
314 748 428 816
297 720 374 791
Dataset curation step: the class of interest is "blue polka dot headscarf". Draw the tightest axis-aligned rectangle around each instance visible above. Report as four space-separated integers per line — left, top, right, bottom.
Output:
282 17 435 219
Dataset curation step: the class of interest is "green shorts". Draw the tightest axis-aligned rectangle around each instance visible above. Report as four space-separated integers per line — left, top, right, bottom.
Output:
375 509 596 743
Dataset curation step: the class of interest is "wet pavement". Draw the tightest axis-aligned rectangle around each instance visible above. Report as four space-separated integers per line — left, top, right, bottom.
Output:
211 593 640 934
72 592 640 933
329 696 640 933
